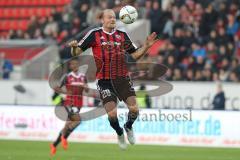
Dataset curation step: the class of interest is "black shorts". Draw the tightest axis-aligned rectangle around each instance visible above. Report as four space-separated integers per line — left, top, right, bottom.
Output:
64 106 80 117
97 76 136 105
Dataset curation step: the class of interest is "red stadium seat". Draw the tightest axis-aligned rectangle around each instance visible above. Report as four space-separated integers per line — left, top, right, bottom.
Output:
0 0 71 6
0 0 71 35
18 9 27 18
14 0 22 6
19 20 28 30
0 20 29 31
0 7 64 19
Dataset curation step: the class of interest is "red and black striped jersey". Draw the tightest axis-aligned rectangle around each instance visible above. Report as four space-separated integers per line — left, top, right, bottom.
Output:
61 71 87 107
78 27 137 79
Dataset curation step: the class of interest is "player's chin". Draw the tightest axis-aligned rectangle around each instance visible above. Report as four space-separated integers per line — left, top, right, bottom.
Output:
110 24 116 28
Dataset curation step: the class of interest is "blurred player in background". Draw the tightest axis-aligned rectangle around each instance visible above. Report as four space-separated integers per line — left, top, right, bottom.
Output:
68 9 157 149
50 58 88 156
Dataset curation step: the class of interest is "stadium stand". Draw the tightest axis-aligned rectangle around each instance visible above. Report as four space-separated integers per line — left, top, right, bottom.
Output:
0 0 240 82
0 0 71 78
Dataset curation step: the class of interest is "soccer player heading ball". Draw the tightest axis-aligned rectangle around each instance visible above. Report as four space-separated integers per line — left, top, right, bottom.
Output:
68 9 157 149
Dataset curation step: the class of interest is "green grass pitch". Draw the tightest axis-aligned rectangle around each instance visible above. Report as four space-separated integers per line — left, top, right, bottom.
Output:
0 140 239 160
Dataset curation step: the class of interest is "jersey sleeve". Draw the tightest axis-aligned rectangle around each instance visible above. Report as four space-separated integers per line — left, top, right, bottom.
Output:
123 32 138 54
78 30 95 51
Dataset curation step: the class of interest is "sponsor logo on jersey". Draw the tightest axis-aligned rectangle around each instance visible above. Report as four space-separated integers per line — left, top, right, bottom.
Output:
115 34 121 39
101 41 121 46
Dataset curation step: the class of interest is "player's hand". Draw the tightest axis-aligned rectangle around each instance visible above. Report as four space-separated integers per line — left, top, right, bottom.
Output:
144 32 158 48
68 40 82 56
83 84 89 93
66 90 73 95
54 87 62 93
68 40 78 48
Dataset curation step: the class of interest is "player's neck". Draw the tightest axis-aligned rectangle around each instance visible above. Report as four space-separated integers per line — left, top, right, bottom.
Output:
102 27 115 33
72 70 78 74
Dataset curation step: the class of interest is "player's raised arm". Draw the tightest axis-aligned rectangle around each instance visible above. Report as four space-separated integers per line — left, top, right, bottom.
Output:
69 29 95 57
131 32 158 60
68 40 83 56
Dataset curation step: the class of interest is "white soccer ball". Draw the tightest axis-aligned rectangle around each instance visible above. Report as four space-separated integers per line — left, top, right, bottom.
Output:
119 5 138 24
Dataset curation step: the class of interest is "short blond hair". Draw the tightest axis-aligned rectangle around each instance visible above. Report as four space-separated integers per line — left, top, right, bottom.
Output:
102 9 115 18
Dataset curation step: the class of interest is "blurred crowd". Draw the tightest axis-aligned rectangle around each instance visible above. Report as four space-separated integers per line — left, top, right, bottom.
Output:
144 0 240 82
1 0 240 82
